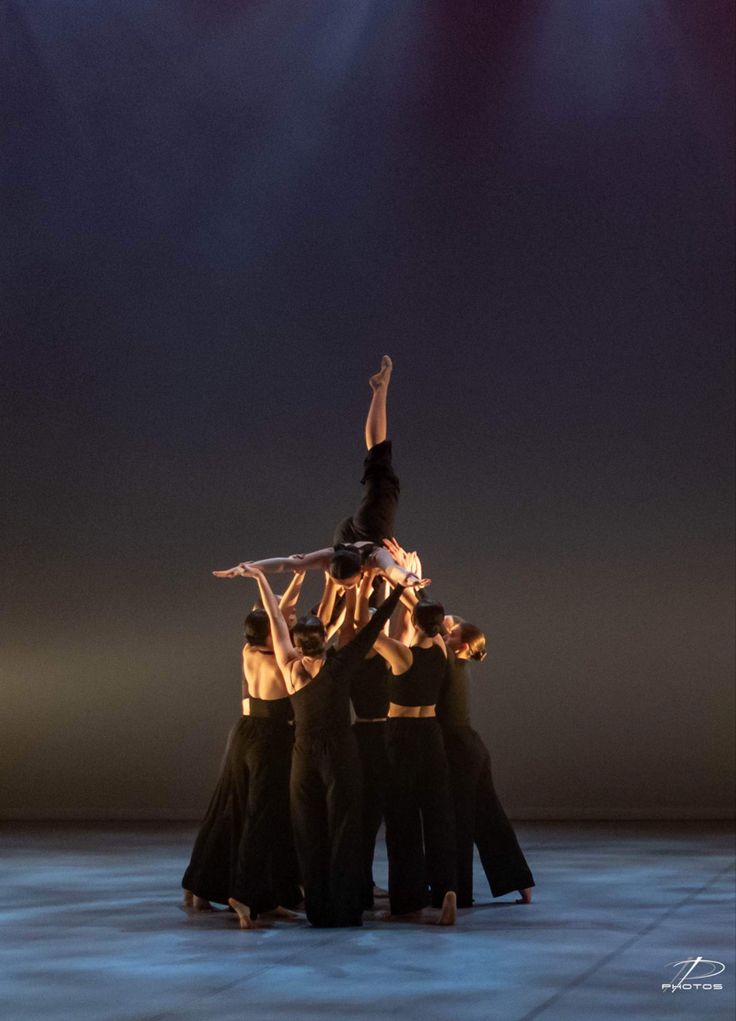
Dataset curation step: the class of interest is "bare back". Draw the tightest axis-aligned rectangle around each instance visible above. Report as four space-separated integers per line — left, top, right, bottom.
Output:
243 644 291 700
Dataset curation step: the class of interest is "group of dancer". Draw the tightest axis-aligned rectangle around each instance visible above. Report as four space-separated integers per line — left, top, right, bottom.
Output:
182 356 534 929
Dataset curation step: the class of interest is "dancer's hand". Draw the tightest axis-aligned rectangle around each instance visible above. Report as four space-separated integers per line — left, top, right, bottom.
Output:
407 551 423 580
383 536 416 569
237 564 264 579
212 561 258 578
406 574 431 590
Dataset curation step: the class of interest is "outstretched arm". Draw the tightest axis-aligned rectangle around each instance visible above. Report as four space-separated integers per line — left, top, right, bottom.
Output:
337 586 358 649
213 548 333 578
356 573 412 673
338 581 405 676
243 567 299 676
316 572 340 627
279 570 305 623
370 546 430 589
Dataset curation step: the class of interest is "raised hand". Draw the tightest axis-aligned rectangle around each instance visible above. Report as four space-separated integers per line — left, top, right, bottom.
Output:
383 536 411 568
212 561 256 578
406 574 431 590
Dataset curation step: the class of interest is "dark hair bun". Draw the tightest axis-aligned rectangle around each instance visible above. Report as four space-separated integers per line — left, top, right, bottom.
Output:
413 600 445 638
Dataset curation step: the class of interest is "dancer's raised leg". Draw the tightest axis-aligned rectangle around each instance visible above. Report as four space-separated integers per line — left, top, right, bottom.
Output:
365 355 392 449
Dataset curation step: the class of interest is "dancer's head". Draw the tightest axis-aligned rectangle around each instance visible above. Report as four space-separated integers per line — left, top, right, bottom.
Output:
445 620 487 661
292 615 327 658
244 609 271 648
329 548 362 589
412 600 445 638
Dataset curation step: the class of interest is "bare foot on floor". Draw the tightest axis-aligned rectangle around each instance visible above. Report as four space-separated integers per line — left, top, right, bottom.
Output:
183 890 194 907
380 910 425 923
228 897 260 929
262 905 300 920
437 891 457 926
369 355 393 391
192 895 213 911
515 887 533 904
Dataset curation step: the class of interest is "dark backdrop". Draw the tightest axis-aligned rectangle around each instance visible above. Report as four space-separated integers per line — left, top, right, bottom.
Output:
2 0 733 818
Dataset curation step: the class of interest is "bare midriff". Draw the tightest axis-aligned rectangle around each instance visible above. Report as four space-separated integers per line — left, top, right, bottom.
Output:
387 703 436 718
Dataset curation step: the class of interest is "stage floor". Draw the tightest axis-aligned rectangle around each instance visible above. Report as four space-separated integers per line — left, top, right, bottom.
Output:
0 822 733 1021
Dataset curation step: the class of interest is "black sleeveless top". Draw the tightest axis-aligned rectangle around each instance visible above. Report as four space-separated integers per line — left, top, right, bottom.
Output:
249 695 294 723
435 651 470 726
388 644 447 707
291 585 403 737
350 654 390 719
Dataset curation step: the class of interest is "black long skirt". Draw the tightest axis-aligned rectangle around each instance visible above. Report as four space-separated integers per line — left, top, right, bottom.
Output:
182 716 300 915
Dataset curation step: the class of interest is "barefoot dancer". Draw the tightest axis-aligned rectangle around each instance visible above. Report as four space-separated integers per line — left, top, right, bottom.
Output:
239 564 407 927
182 587 302 928
383 537 535 907
358 575 457 926
213 358 427 592
441 617 535 907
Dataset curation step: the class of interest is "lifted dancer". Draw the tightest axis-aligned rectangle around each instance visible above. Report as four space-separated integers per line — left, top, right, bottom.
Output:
238 564 410 927
213 358 427 591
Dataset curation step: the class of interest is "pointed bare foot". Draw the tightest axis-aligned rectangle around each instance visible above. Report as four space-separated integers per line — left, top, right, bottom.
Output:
437 891 457 926
373 885 389 899
192 895 213 911
228 897 259 929
183 890 194 908
515 887 533 904
369 355 393 391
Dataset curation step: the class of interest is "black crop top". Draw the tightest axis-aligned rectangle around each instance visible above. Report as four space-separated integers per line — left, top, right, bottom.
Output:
249 695 294 723
290 584 404 737
435 651 470 726
350 654 390 719
388 644 447 707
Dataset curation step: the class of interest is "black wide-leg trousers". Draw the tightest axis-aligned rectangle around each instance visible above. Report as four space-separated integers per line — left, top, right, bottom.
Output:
353 721 389 907
290 730 364 927
384 717 457 915
182 717 300 914
442 724 534 906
